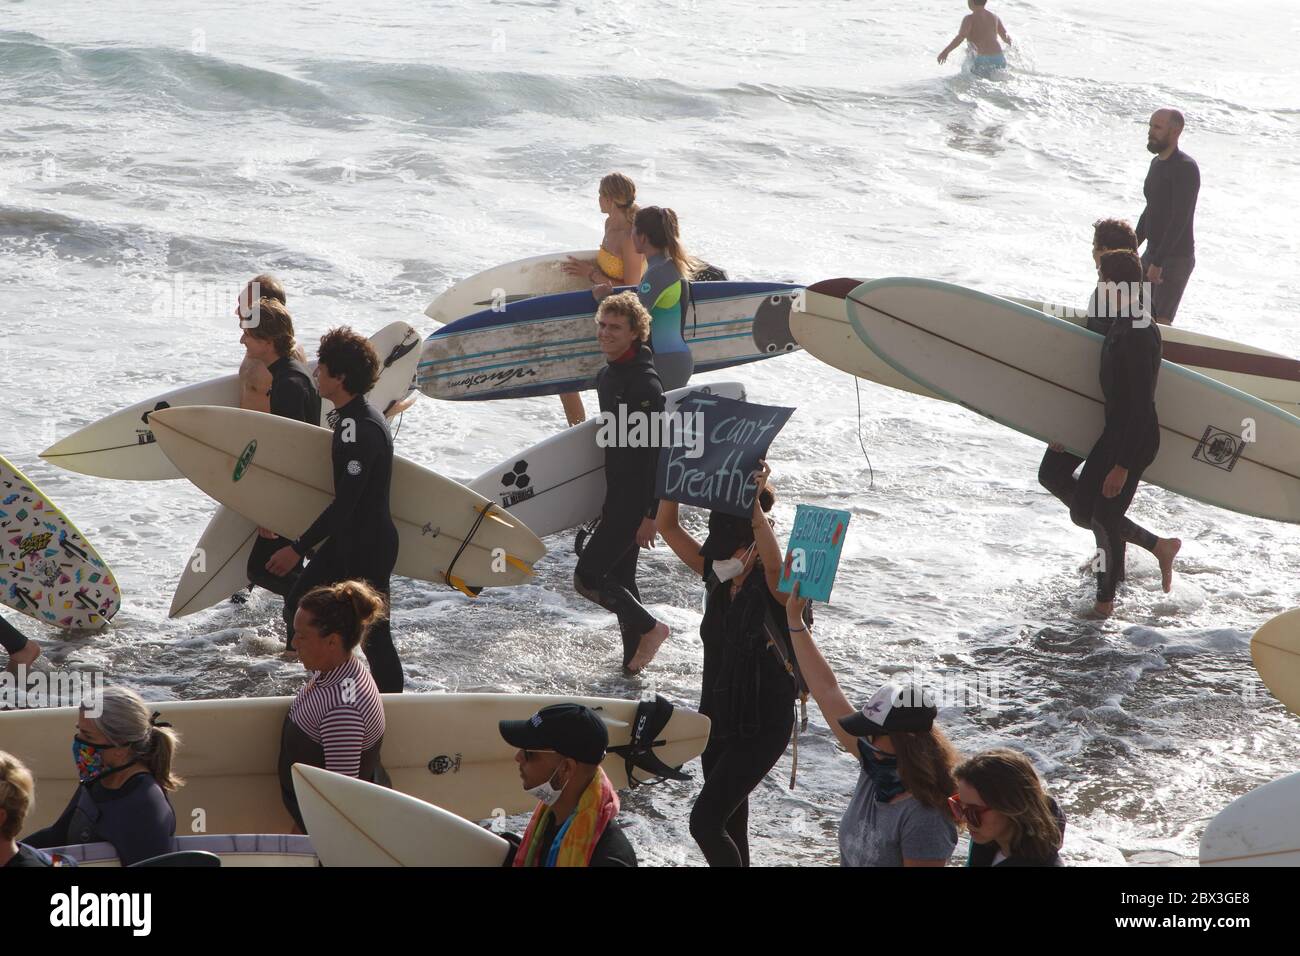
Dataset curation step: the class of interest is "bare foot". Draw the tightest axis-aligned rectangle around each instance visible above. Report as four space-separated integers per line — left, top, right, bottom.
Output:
1089 600 1114 620
627 621 670 674
1154 537 1181 593
5 639 41 675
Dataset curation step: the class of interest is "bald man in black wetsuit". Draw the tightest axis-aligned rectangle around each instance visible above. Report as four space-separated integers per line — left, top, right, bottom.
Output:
1137 109 1199 324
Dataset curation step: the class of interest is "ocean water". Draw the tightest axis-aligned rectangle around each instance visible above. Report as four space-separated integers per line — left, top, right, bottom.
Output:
2 0 1299 866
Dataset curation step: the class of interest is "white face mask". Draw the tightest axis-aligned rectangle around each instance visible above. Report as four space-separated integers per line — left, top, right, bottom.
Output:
713 543 756 584
525 762 567 807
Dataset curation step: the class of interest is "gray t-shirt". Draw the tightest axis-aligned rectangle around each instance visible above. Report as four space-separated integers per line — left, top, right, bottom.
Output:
838 741 958 867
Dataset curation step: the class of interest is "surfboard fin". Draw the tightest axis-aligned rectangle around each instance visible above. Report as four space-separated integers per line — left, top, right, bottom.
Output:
504 555 534 576
607 695 692 788
445 574 483 599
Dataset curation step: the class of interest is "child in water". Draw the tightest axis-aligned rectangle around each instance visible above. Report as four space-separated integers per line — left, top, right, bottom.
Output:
938 0 1012 76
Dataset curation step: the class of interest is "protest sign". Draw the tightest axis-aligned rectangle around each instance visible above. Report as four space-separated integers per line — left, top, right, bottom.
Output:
778 504 851 603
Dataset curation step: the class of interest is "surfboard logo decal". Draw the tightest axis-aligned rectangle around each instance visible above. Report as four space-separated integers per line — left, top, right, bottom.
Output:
428 753 462 775
1193 426 1245 473
233 440 258 482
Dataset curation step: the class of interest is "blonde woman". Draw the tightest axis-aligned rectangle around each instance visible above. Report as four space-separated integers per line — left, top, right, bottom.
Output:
558 174 645 425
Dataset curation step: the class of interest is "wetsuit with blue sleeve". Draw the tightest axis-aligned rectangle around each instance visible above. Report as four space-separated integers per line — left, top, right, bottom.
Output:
637 253 693 390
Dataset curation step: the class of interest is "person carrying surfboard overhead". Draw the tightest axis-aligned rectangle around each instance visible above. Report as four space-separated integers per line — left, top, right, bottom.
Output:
266 327 404 693
238 295 323 602
1 614 40 674
1038 219 1180 594
278 580 389 834
656 460 808 867
1069 250 1165 618
594 206 697 391
937 0 1011 76
558 173 646 427
499 703 637 867
574 292 671 674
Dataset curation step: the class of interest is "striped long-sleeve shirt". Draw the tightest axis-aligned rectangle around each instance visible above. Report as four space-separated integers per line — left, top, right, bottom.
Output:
287 655 385 777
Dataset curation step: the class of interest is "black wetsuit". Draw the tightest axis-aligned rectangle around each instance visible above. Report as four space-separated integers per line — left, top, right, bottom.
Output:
1 614 30 655
690 558 796 867
1136 149 1199 322
23 773 175 867
1071 313 1162 603
284 394 403 693
573 344 664 668
247 355 322 597
1038 290 1159 560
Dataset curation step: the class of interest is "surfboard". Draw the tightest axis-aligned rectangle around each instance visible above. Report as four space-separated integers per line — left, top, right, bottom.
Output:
417 282 803 401
166 327 422 618
292 764 510 867
40 322 423 481
148 406 543 593
0 454 121 630
425 250 598 325
845 278 1300 524
1200 772 1300 866
468 381 746 539
7 693 711 835
1250 608 1300 715
39 834 320 868
794 278 1300 414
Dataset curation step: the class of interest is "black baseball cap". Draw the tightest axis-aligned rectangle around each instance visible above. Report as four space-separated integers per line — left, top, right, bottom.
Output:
839 684 938 738
499 703 609 766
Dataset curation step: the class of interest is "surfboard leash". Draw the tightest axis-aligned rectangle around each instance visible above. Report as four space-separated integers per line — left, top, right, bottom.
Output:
854 377 875 489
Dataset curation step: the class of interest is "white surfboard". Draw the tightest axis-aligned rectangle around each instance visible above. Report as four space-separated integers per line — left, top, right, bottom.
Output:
0 454 121 630
469 382 746 539
1200 772 1300 866
425 250 598 325
40 834 320 868
168 332 425 618
1251 608 1300 716
7 693 711 835
148 406 543 592
845 278 1300 524
794 278 1300 414
40 322 422 482
292 764 510 867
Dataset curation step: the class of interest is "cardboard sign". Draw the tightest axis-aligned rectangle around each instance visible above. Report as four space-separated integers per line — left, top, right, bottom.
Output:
779 504 851 603
654 392 794 518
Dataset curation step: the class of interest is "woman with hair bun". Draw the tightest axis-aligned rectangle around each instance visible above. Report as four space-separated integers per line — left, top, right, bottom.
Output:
951 748 1066 867
277 579 389 833
22 687 181 866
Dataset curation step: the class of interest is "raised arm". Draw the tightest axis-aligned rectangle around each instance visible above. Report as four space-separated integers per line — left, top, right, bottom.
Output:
937 16 971 64
784 583 859 754
750 462 787 603
656 498 706 577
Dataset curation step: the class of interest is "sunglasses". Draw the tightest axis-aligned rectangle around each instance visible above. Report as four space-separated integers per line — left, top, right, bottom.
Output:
947 794 990 829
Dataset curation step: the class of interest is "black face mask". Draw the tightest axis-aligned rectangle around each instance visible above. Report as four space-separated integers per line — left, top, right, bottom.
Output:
862 740 907 803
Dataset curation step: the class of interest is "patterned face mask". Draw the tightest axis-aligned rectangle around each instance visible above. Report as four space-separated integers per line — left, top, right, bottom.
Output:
72 735 111 783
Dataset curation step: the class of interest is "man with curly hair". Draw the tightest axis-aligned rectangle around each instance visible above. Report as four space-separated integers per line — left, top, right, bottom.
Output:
266 327 404 692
